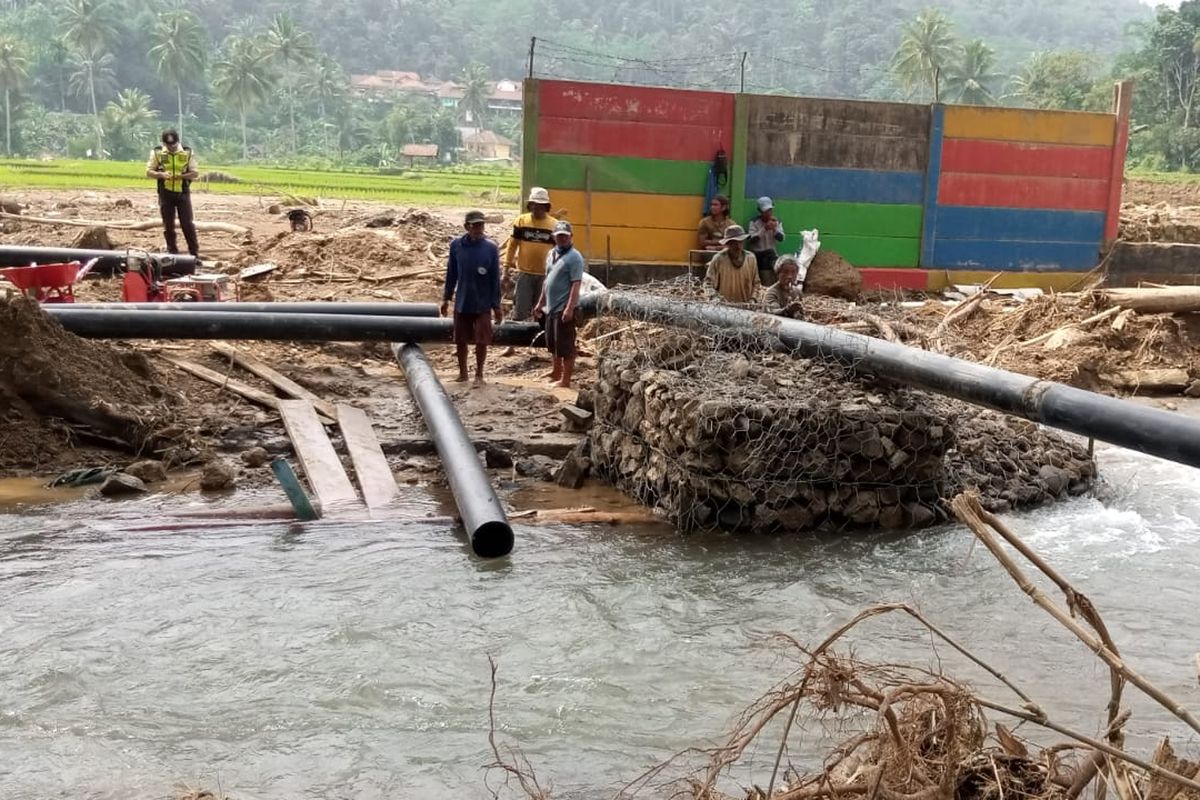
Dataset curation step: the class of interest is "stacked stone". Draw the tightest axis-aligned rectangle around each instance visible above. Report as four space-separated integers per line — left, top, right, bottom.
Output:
590 350 952 533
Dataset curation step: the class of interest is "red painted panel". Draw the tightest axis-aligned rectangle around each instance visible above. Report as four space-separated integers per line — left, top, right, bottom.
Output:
860 268 931 291
938 173 1109 212
539 117 729 161
941 139 1111 180
538 79 734 127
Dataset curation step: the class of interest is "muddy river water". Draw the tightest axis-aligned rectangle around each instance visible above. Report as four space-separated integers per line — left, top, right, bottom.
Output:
1 440 1199 799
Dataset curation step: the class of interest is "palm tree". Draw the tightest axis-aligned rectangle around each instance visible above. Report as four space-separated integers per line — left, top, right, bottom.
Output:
67 46 115 157
891 8 957 101
458 62 491 129
0 35 29 156
944 40 999 105
148 10 207 138
61 0 119 58
305 54 345 151
212 35 276 160
262 12 316 151
102 87 158 159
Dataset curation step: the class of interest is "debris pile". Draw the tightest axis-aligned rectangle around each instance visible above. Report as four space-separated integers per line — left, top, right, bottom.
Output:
587 339 1094 533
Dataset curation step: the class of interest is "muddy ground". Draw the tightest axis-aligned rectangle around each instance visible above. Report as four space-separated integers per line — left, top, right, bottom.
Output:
3 181 1200 504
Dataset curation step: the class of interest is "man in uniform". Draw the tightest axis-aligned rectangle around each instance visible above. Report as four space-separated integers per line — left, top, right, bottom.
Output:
145 128 200 258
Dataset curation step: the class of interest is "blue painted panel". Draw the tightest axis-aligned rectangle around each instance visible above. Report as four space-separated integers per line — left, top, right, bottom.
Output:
930 240 1100 272
745 165 925 204
920 104 945 267
934 206 1105 244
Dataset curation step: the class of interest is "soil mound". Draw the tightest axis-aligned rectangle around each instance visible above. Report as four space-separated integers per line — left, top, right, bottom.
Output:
0 298 180 474
805 250 862 300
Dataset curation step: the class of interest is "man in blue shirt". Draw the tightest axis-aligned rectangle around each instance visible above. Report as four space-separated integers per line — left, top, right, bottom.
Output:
442 210 503 385
534 220 586 389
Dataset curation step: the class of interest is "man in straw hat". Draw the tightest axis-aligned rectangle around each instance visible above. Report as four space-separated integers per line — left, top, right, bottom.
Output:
500 187 558 357
704 224 761 303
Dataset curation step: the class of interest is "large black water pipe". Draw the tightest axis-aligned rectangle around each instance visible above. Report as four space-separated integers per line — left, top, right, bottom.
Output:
394 343 514 558
44 307 543 345
0 245 198 276
578 290 1200 470
67 301 440 317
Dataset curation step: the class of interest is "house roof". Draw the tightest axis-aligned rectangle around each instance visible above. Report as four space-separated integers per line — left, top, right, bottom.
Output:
465 130 515 146
401 143 439 158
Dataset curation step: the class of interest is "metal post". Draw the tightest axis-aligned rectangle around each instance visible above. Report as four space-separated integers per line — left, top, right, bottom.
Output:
740 52 748 93
528 36 537 79
394 344 514 558
577 291 1200 470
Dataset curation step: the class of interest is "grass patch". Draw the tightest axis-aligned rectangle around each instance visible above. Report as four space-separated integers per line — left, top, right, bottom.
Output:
0 158 522 206
1126 169 1200 184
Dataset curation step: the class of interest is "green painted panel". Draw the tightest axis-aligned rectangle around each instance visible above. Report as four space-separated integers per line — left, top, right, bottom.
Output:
777 233 921 267
766 201 924 238
535 153 709 196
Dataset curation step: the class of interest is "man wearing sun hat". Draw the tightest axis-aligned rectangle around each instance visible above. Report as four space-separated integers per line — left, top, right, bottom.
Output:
534 220 586 389
747 195 785 286
442 209 503 385
502 186 558 322
704 224 760 303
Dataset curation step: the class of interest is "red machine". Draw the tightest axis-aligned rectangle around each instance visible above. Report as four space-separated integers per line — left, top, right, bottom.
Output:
0 261 86 302
121 252 238 303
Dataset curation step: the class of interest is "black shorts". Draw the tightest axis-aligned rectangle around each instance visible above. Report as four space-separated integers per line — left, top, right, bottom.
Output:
453 311 493 345
544 312 577 358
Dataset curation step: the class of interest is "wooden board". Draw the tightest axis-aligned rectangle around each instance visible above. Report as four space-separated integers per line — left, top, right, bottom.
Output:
937 173 1109 212
211 342 339 422
336 404 399 511
166 355 336 425
538 79 734 126
536 153 709 196
538 117 729 161
943 106 1115 147
746 165 925 205
940 139 1111 180
278 399 360 512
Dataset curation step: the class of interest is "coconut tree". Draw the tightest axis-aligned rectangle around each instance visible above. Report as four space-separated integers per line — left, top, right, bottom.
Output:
0 35 30 156
262 12 316 151
102 87 158 160
148 10 207 138
944 40 1000 105
891 8 957 101
305 54 346 151
458 62 492 129
212 35 276 160
61 0 119 58
67 46 116 157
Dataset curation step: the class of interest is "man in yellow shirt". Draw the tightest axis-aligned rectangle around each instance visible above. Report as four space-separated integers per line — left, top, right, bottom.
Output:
502 187 558 321
145 128 200 258
704 224 760 303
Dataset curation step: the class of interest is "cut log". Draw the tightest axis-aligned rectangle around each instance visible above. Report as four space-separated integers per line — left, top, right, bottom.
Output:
165 355 336 424
1100 368 1192 393
336 404 399 511
1100 287 1200 314
210 342 338 421
278 399 360 512
0 210 248 234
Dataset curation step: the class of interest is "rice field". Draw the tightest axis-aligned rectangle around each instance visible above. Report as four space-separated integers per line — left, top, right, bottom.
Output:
0 159 522 206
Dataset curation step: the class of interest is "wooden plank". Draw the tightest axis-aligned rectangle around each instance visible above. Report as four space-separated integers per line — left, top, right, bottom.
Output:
211 342 339 422
933 207 1105 244
553 190 702 231
941 139 1111 180
336 404 399 511
859 268 935 291
750 130 928 171
769 200 923 238
278 399 360 512
943 106 1115 146
810 235 921 268
748 95 931 138
746 165 925 205
538 79 734 127
165 356 285 413
929 269 1095 292
937 172 1110 212
538 117 729 162
575 226 696 263
536 153 709 196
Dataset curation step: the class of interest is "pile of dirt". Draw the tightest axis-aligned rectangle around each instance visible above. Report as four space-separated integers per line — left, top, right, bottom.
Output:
805 250 863 300
1120 202 1200 243
0 298 189 474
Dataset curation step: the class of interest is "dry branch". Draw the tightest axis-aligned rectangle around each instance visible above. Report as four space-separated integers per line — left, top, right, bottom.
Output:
0 210 248 234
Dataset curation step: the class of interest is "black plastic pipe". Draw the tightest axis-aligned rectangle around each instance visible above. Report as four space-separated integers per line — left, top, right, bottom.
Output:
579 290 1200 470
44 307 543 345
394 343 514 558
67 301 440 317
0 245 198 276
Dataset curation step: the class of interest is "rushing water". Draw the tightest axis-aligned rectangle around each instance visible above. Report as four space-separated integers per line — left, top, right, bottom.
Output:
1 442 1199 799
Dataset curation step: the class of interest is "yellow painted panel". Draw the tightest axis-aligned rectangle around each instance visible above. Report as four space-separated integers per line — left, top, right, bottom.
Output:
927 269 1096 292
943 106 1115 147
553 190 704 232
574 225 695 263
